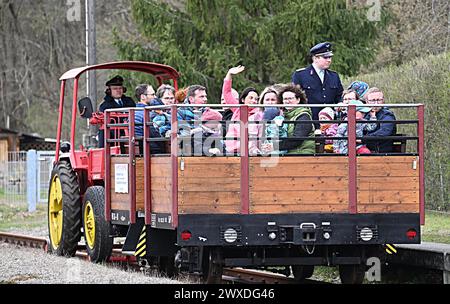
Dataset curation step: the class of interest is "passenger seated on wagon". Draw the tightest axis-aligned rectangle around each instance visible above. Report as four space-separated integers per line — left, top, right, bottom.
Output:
149 98 171 137
333 100 376 154
220 87 238 135
191 108 224 156
175 87 188 104
363 87 397 153
261 84 315 155
150 84 176 137
177 85 208 156
133 84 164 154
247 87 281 155
261 107 287 155
222 66 260 155
347 80 369 102
318 107 338 153
335 89 358 121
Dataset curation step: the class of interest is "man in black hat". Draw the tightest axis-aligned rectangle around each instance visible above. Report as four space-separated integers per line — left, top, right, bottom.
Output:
97 75 136 148
291 42 343 123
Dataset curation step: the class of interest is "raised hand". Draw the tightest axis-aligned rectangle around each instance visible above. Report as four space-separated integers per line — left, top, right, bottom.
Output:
225 65 245 80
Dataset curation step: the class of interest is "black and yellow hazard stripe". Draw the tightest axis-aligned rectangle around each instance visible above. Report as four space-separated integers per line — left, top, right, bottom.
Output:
134 226 147 257
385 244 397 255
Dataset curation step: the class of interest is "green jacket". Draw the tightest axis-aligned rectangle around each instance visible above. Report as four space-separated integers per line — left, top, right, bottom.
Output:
284 107 315 154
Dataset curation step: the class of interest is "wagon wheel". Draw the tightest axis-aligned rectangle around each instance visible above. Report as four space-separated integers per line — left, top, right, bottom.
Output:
82 186 113 263
202 247 223 284
159 255 178 278
339 264 365 284
47 161 81 256
292 265 315 281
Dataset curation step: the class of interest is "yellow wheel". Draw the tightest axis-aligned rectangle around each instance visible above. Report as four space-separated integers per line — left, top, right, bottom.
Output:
48 175 63 249
82 186 112 263
47 161 81 256
83 201 96 249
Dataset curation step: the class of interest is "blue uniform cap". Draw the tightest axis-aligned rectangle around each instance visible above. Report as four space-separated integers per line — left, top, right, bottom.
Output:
105 75 124 86
310 42 333 58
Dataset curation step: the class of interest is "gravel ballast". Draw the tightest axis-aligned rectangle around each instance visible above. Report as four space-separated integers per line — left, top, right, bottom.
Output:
0 243 184 284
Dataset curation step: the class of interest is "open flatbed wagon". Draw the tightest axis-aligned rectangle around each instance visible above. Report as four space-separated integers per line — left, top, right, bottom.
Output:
48 61 424 284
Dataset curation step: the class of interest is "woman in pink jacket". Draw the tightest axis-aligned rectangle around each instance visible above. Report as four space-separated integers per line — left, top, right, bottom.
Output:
222 66 260 155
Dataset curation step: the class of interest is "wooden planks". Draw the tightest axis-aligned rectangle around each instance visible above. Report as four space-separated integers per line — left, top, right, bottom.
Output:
110 155 420 215
178 157 241 214
357 156 419 213
250 157 349 213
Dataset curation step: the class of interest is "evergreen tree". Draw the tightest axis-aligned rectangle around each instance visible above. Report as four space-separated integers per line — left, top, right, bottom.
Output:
114 0 385 100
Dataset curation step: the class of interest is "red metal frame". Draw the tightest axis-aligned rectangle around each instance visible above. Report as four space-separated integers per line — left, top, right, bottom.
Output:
417 105 425 225
171 105 179 228
70 78 79 150
143 108 152 225
60 61 180 83
240 105 250 214
54 81 66 163
128 109 136 224
102 103 425 229
347 105 357 214
104 111 111 221
55 61 180 223
56 61 180 171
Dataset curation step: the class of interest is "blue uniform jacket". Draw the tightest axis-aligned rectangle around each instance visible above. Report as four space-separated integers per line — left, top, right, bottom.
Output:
363 107 397 153
99 95 135 112
291 65 343 120
97 94 135 148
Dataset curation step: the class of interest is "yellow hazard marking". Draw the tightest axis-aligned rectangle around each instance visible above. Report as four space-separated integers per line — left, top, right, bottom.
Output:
385 244 397 255
137 238 146 249
135 247 146 257
134 226 147 257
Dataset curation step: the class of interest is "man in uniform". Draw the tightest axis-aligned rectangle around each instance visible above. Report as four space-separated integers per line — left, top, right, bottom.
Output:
291 42 343 123
97 75 136 148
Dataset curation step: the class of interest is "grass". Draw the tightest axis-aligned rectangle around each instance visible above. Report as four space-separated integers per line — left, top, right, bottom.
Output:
0 202 47 232
421 210 450 243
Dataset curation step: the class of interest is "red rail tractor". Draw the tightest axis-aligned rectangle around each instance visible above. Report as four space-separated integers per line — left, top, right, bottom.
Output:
48 61 424 283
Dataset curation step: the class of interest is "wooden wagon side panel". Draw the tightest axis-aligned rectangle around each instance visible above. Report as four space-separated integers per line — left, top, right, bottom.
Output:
250 157 349 213
111 156 172 213
178 157 241 214
357 156 420 213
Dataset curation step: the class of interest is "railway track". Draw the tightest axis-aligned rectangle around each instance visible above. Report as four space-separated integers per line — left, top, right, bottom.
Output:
0 232 317 284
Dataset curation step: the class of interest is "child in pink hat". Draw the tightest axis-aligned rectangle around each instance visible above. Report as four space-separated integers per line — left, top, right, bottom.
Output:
318 107 338 153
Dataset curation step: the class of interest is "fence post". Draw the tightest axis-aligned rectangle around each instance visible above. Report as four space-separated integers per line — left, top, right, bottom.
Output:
26 150 38 212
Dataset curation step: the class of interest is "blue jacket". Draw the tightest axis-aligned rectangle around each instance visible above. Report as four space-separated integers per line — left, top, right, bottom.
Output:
291 65 343 121
177 106 205 136
134 103 147 137
152 112 171 136
134 103 164 153
363 107 397 153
